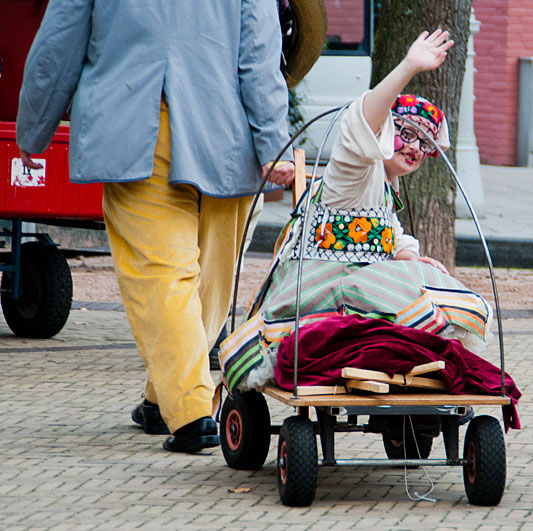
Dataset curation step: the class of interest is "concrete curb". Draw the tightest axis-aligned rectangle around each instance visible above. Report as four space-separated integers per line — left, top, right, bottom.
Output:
455 236 532 268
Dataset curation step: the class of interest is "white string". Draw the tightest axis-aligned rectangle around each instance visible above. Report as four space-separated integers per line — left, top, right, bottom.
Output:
402 415 436 503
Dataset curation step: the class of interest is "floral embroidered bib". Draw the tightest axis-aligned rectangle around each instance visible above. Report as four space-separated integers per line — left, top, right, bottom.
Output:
291 177 402 264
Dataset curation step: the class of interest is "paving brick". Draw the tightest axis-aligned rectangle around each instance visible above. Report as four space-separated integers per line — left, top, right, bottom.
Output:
1 266 532 530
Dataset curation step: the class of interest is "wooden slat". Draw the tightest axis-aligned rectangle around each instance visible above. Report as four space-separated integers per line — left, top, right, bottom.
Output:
292 147 306 207
407 361 446 376
296 385 348 396
345 380 389 394
341 367 446 390
261 386 511 407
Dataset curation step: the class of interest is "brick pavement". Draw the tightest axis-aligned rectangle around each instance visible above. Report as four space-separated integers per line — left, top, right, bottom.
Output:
0 286 532 529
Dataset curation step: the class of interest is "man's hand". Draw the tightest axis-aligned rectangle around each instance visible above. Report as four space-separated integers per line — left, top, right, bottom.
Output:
19 149 44 170
262 161 295 187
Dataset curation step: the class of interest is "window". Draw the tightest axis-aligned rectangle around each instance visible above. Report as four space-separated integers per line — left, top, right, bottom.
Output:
323 0 374 56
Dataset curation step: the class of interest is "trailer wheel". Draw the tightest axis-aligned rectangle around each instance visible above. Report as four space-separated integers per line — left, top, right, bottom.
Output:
1 242 72 338
463 415 506 506
277 416 318 506
220 390 271 470
382 432 433 460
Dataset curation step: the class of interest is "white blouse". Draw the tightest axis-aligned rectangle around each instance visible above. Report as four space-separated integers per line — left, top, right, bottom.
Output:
321 91 420 256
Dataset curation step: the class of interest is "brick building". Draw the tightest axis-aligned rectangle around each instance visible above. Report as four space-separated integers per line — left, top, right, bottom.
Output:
2 1 532 166
472 0 533 165
322 0 533 166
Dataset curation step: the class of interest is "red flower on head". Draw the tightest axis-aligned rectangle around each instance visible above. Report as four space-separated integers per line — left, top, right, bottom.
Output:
398 94 419 107
422 102 443 124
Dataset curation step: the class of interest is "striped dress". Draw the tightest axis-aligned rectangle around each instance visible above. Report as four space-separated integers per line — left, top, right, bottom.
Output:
220 200 492 395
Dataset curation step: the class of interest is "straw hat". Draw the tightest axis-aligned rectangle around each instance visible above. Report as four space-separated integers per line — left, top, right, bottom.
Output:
281 0 328 88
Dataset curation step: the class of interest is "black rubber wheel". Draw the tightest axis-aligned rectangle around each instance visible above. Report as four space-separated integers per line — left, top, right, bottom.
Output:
220 390 271 470
1 242 72 338
463 415 506 506
383 432 433 460
277 416 318 506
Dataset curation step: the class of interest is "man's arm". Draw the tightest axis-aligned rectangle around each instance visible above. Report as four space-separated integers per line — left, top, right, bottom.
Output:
17 0 93 155
239 0 294 187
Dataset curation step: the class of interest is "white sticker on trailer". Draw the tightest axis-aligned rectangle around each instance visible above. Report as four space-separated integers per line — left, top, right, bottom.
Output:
11 158 46 187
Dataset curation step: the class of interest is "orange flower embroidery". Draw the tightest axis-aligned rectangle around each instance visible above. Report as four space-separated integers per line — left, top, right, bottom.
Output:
348 217 372 244
381 227 394 254
315 222 336 249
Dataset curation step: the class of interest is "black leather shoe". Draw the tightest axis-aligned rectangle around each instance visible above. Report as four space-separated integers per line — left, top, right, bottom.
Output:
131 399 170 435
163 416 220 453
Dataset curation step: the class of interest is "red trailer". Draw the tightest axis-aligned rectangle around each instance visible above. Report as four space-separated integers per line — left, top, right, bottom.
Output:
0 0 104 338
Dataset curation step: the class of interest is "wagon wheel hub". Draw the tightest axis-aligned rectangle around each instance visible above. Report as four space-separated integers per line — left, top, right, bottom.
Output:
279 441 288 485
226 410 243 451
17 264 42 318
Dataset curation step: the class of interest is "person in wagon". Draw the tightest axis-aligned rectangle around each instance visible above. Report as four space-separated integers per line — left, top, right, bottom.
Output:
220 29 493 395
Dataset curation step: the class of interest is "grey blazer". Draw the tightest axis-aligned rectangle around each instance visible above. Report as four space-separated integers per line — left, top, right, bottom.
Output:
17 0 292 197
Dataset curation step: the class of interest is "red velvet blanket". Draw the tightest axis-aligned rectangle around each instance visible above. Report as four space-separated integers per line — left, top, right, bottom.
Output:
275 313 521 430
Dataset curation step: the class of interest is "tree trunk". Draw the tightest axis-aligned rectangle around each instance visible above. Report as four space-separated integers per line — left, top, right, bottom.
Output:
370 0 472 273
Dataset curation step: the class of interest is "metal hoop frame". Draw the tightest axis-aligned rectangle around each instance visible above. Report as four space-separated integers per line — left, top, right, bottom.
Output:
230 104 506 400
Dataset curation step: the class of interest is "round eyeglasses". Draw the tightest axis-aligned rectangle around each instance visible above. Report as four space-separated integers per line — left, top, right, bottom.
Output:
394 124 435 154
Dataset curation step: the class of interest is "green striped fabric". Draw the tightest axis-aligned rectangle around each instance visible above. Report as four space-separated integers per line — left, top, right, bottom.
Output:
220 257 493 394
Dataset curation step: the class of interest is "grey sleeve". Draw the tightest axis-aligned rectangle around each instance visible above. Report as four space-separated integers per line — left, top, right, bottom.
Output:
238 0 293 165
16 0 94 153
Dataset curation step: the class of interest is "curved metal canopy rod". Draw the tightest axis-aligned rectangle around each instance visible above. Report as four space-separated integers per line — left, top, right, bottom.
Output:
230 105 343 333
292 103 351 397
230 103 506 400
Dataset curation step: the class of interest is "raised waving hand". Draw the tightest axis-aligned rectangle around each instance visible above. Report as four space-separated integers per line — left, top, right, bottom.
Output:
363 28 454 134
405 29 454 74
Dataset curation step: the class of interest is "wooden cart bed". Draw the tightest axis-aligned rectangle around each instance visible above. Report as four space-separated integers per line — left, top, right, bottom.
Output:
262 386 511 408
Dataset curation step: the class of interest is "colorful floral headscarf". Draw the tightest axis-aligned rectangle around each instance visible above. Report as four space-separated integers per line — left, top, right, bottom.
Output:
392 94 450 157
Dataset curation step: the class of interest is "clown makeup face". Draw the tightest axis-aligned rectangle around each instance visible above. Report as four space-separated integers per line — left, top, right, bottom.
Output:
384 120 436 178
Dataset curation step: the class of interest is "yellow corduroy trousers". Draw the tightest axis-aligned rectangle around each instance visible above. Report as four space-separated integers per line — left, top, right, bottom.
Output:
103 100 253 433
